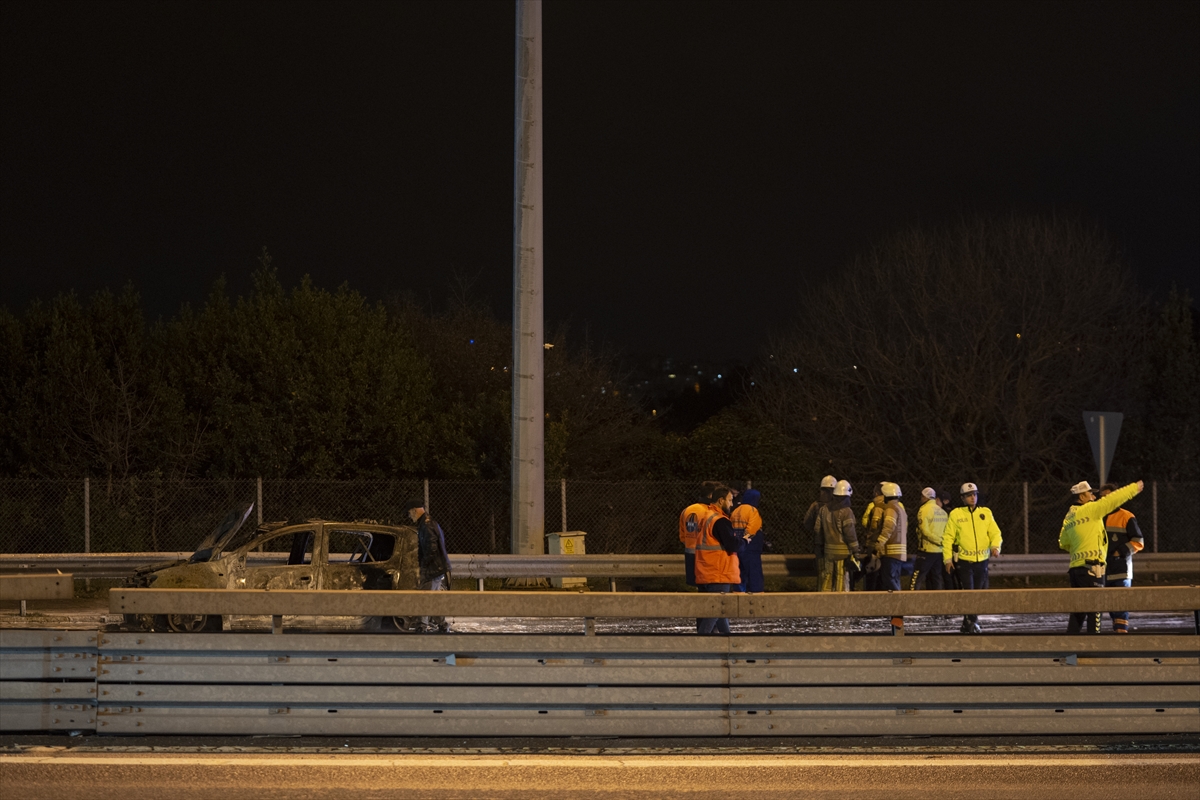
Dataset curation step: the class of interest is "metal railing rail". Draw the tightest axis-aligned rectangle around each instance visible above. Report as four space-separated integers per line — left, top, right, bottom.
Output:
4 551 1199 580
2 629 1196 737
109 586 1200 622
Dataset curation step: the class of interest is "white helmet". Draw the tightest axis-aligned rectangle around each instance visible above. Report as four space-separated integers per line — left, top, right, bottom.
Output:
833 479 853 497
820 475 837 489
960 482 979 495
880 481 901 498
1070 480 1093 496
921 487 936 500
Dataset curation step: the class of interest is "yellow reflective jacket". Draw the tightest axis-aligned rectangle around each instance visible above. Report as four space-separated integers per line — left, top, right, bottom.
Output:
942 505 1002 563
1059 482 1141 570
917 500 948 553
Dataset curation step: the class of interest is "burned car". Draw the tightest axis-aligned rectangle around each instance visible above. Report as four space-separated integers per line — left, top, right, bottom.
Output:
126 504 421 632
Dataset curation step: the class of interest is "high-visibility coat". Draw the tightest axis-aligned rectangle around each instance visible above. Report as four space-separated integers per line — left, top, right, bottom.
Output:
694 511 741 585
873 499 907 560
1105 507 1145 580
1059 482 1141 570
942 505 1002 564
916 500 948 553
730 504 763 540
678 502 710 552
819 499 859 558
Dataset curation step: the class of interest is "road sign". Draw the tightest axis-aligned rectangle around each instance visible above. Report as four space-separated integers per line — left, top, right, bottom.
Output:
1083 411 1123 486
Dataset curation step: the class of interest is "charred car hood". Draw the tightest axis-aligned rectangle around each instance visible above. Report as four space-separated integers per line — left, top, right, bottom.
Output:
189 503 254 563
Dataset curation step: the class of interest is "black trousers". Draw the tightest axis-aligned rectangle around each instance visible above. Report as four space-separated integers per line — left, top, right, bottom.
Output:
1067 566 1103 634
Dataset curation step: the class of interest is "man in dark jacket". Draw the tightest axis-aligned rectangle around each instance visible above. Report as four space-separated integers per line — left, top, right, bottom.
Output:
406 500 451 633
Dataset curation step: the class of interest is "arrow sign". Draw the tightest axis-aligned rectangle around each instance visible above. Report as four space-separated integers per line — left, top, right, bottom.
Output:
1083 411 1123 486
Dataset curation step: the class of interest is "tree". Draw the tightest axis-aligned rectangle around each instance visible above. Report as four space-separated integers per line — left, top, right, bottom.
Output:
750 215 1147 483
1125 287 1200 480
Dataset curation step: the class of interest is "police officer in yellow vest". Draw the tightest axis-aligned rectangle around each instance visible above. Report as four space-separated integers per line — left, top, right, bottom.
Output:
942 482 1002 634
911 487 948 591
1059 479 1143 634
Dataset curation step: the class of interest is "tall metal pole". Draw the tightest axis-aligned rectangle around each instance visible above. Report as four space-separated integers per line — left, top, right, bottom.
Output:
512 0 544 557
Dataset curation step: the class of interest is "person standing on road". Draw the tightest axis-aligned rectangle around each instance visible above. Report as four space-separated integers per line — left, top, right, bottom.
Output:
869 482 908 634
1097 482 1146 634
861 483 886 591
406 500 451 633
1059 480 1144 635
694 486 745 635
680 481 720 588
942 483 1002 634
731 484 765 593
911 487 948 591
818 479 860 592
803 476 837 573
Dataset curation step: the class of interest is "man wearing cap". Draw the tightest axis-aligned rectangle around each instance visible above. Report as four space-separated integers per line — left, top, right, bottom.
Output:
911 487 948 591
1059 479 1144 634
818 480 860 592
804 476 836 589
731 483 766 593
679 482 721 588
942 483 1002 634
406 499 451 633
1098 482 1146 634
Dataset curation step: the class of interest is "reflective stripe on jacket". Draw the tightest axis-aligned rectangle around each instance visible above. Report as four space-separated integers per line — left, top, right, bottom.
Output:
694 511 741 585
917 500 948 553
942 506 1002 563
1060 483 1141 570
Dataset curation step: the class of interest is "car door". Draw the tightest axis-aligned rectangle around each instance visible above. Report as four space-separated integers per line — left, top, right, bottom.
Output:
234 525 318 590
321 526 401 590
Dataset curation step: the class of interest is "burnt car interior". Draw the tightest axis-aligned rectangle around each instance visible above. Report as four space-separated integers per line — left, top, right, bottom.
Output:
251 529 314 566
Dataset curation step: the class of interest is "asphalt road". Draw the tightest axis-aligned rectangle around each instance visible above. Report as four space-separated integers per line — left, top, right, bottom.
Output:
3 751 1198 799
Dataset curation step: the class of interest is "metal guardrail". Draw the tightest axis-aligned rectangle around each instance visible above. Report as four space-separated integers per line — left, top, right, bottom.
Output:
2 629 1196 736
108 586 1200 625
4 551 1199 580
0 575 73 602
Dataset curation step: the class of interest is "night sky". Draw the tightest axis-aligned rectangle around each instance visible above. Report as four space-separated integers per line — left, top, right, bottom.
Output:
3 1 1197 360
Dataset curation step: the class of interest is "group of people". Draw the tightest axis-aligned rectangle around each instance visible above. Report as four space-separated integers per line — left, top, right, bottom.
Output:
678 475 1146 636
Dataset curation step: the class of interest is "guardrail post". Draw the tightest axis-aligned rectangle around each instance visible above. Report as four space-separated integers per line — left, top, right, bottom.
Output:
257 477 263 526
561 478 567 534
478 578 485 592
1022 482 1029 555
83 477 90 555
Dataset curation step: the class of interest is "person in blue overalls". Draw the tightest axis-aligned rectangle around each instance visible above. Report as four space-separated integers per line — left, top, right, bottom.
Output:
731 484 766 593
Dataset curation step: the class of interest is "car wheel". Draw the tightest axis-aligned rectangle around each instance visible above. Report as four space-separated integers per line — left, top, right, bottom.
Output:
154 614 222 633
391 616 420 633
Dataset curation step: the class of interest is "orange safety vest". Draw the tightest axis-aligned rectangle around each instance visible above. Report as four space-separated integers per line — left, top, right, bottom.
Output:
731 504 763 540
678 502 710 552
694 510 740 585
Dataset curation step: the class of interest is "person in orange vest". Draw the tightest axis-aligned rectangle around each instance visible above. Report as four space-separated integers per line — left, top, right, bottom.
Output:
1098 482 1146 633
731 483 765 593
695 485 745 635
679 481 721 587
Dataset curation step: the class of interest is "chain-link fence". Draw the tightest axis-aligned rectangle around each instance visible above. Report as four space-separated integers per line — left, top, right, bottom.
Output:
0 478 1196 555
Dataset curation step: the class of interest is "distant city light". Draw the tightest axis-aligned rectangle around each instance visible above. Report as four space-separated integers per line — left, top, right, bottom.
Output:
793 368 798 373
668 373 676 378
469 339 475 344
717 373 722 379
